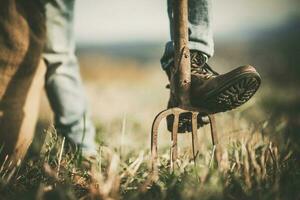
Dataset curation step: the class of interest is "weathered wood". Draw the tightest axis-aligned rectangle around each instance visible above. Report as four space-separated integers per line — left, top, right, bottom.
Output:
173 0 191 107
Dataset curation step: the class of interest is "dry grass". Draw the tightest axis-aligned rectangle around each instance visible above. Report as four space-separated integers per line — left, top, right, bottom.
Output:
1 54 299 200
0 116 297 200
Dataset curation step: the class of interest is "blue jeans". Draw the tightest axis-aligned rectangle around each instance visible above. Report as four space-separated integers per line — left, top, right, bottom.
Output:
161 0 214 69
43 0 96 156
42 0 212 155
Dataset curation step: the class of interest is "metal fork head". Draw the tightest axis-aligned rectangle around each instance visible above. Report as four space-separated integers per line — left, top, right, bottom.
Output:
150 107 218 174
151 107 202 171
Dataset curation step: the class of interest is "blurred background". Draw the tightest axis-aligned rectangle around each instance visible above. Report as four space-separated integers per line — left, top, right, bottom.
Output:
37 0 300 153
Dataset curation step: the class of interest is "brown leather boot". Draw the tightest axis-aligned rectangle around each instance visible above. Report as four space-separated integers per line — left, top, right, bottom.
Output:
166 50 261 133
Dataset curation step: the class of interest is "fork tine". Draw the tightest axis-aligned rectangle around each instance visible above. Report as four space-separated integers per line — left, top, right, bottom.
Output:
151 109 171 172
171 112 179 168
208 114 219 167
191 112 200 164
151 109 179 172
208 115 218 145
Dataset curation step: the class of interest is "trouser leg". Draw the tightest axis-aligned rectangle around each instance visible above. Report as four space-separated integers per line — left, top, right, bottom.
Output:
161 0 214 69
43 0 96 156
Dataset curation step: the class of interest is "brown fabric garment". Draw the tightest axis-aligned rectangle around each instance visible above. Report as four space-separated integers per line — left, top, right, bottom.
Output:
0 0 46 164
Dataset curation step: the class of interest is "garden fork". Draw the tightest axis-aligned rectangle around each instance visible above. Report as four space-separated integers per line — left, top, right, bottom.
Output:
150 0 219 172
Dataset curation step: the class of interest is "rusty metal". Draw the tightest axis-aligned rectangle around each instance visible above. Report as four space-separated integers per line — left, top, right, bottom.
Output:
191 112 200 163
150 0 218 175
150 108 218 172
208 115 218 146
208 114 220 167
150 108 182 172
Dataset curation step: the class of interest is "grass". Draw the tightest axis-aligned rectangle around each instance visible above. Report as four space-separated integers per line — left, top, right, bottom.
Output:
1 53 300 200
0 109 299 200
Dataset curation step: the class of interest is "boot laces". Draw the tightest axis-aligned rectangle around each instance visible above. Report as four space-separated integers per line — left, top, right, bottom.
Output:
190 52 219 79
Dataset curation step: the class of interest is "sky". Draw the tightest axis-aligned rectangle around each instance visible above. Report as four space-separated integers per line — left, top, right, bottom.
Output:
74 0 299 44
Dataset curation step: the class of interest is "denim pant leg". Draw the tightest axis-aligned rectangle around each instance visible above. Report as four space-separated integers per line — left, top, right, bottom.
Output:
161 0 214 69
43 0 97 156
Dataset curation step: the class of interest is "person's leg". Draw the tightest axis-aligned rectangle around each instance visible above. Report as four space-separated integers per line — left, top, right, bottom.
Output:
163 0 261 133
43 0 97 156
0 0 46 164
161 0 213 69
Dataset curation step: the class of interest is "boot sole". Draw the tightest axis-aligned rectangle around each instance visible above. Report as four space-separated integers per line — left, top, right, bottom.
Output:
203 71 261 113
